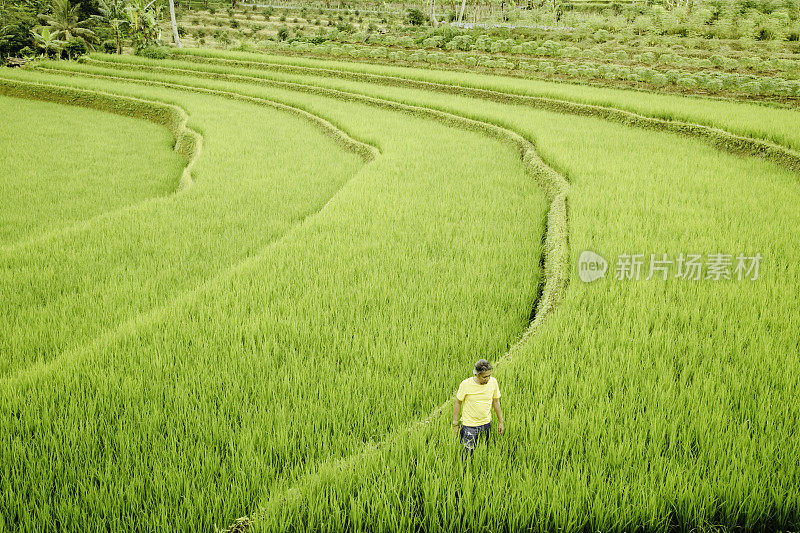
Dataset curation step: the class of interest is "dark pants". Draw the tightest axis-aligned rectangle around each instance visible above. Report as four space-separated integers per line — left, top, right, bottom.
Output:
459 422 491 457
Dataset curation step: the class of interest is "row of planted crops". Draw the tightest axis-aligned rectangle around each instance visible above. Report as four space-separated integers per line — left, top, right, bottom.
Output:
1 48 798 531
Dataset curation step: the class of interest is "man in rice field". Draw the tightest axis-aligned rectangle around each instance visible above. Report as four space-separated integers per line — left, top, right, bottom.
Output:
452 359 504 457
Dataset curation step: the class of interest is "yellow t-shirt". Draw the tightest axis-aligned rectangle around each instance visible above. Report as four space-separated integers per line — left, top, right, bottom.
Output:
456 376 501 427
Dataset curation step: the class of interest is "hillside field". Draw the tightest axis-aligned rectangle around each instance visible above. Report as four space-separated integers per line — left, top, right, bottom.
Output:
1 49 799 532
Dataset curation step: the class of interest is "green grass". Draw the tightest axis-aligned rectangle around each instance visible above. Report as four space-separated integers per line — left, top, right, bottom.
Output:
253 110 800 527
0 95 183 245
0 71 367 379
217 57 798 532
0 66 547 530
1 50 799 532
166 48 800 152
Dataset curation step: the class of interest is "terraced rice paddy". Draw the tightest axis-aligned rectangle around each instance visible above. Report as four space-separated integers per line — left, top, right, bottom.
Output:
1 50 798 531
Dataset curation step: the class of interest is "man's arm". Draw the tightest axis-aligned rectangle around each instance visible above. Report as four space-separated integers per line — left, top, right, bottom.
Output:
492 398 505 435
452 398 462 433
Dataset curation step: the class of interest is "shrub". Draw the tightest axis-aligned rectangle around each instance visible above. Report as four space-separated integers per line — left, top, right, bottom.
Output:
754 23 778 40
640 51 657 63
474 35 492 51
599 65 621 79
610 49 628 61
397 36 415 48
632 15 651 35
657 52 677 64
759 77 780 92
739 80 762 93
561 46 580 57
709 54 726 67
445 34 473 51
538 39 559 56
101 39 116 53
277 26 290 41
407 8 425 26
495 58 515 69
63 36 88 59
593 29 611 42
637 67 657 81
490 38 514 53
135 46 171 59
664 69 682 83
369 47 388 58
421 36 444 48
650 73 668 85
704 77 724 91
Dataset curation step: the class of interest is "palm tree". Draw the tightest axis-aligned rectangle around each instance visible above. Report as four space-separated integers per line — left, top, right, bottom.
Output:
94 0 127 53
429 0 439 26
41 0 96 45
0 24 12 51
168 0 181 47
31 26 65 57
125 0 159 51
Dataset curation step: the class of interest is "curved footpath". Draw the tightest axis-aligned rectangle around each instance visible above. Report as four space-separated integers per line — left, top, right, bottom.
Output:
122 52 800 172
0 78 202 253
0 74 379 386
13 60 572 531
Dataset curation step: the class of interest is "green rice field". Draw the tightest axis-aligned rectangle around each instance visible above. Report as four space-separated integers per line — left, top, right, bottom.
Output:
1 50 798 532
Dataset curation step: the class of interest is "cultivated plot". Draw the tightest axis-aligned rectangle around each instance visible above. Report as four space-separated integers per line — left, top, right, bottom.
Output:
1 50 798 532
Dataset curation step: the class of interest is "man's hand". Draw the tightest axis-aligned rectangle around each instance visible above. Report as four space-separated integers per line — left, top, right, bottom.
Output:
492 398 504 436
452 398 462 436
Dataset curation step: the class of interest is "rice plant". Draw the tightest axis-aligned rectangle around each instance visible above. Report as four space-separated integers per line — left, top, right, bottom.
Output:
1 49 798 532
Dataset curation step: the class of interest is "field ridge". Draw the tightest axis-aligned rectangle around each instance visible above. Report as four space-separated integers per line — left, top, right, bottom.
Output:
34 63 380 163
0 78 203 253
111 52 800 172
0 76 379 384
152 61 573 533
